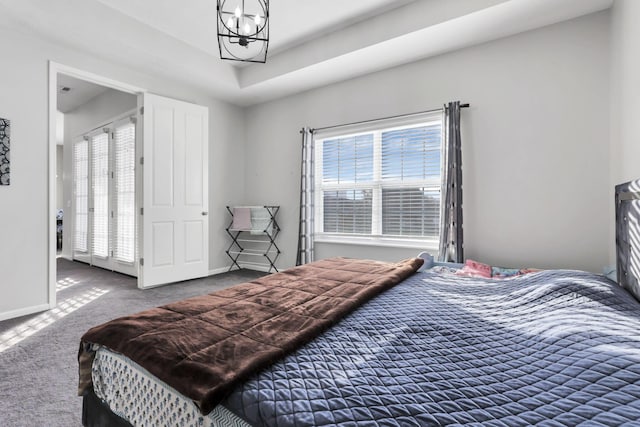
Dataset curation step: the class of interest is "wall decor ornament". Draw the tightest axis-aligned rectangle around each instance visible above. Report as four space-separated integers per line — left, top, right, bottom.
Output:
0 118 9 185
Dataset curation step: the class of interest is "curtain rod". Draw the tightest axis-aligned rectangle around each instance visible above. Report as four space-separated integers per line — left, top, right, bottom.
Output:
307 103 469 134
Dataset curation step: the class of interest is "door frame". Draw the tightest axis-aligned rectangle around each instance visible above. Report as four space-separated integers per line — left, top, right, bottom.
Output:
47 61 145 309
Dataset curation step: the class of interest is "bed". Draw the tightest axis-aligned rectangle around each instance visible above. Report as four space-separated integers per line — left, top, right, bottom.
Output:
79 179 640 426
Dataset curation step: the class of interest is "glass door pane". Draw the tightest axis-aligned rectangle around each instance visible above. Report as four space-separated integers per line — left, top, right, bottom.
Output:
91 132 109 260
113 121 136 263
73 140 89 254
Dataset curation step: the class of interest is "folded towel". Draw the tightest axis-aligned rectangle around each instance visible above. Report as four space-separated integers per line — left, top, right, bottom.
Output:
250 208 272 235
232 207 252 231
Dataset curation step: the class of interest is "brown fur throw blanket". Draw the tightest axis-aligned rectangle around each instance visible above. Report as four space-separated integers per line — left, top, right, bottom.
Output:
78 257 423 415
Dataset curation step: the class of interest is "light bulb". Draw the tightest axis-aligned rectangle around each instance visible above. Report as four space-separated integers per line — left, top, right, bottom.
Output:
254 14 262 25
243 22 251 34
226 17 234 28
234 6 242 18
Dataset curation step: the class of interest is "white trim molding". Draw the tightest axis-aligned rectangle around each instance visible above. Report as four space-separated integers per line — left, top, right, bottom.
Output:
210 264 275 274
314 234 439 251
0 304 51 323
238 263 273 273
208 266 237 276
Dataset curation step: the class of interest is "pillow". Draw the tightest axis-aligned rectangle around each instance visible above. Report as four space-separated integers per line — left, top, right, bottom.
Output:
455 259 492 278
518 268 542 275
430 265 459 275
491 266 521 279
416 252 435 272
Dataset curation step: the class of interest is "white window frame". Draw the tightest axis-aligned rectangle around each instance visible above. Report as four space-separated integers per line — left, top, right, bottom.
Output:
314 113 443 250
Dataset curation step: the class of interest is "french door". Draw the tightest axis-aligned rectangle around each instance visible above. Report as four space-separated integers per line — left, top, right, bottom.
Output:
72 116 137 276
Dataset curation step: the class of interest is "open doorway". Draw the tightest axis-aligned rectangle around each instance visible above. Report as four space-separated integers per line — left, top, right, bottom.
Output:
48 63 144 308
57 74 138 276
49 63 211 306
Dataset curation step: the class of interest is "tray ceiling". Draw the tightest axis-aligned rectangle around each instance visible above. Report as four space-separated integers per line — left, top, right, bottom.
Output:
0 0 613 106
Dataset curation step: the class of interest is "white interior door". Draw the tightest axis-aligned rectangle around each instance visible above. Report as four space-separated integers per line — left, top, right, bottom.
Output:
138 93 209 288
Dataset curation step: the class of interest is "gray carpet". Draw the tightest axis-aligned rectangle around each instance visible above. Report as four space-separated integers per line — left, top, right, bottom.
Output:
0 258 265 427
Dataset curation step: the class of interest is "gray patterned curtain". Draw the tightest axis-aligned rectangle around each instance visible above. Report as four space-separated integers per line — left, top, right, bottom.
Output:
296 128 315 265
438 101 464 263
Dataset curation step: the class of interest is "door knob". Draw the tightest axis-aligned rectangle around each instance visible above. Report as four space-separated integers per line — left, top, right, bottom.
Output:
202 212 208 216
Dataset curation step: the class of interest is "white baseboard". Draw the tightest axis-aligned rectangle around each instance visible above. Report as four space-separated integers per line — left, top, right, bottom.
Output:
208 266 237 276
209 264 277 275
0 303 51 322
237 263 274 273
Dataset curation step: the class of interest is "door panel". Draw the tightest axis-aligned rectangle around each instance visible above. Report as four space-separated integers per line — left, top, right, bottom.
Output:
151 221 174 266
184 221 204 263
185 113 204 206
139 93 209 288
152 106 174 207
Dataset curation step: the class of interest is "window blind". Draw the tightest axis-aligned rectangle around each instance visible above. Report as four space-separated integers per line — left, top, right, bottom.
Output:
91 132 109 258
381 188 440 237
113 121 136 263
319 135 374 234
323 189 373 234
380 124 441 238
322 134 373 185
315 111 443 241
381 125 441 181
73 140 89 253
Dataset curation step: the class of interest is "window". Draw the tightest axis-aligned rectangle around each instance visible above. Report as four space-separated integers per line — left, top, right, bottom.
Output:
314 111 443 248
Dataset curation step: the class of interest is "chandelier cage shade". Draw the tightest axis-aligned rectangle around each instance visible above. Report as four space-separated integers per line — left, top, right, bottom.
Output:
217 0 269 63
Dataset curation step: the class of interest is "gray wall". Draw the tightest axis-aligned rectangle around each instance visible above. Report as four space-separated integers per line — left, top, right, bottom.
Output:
609 0 640 265
0 26 245 320
64 90 137 139
0 6 628 321
243 12 611 273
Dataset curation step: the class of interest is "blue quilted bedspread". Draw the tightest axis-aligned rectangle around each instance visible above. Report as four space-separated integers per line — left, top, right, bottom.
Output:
223 270 640 426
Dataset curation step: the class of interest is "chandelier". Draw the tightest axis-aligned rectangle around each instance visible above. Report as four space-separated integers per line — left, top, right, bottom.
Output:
217 0 269 63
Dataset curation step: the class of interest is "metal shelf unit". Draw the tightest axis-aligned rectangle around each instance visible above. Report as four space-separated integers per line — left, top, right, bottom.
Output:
225 205 281 272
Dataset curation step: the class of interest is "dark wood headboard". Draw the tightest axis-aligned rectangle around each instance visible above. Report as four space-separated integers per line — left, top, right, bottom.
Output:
615 179 640 301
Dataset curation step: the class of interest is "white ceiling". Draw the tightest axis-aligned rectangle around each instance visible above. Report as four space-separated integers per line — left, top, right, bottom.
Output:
0 0 613 107
57 74 110 113
93 0 417 56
